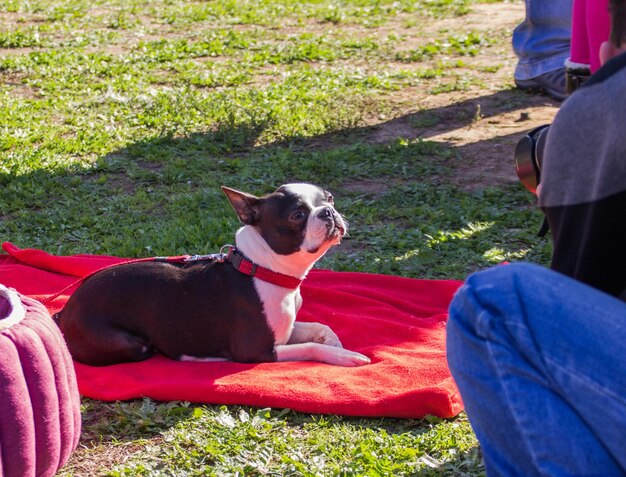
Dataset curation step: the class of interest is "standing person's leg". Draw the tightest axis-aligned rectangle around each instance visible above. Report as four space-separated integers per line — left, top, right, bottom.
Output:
570 0 590 65
566 0 609 92
447 263 626 476
587 0 611 72
566 0 593 92
513 0 573 100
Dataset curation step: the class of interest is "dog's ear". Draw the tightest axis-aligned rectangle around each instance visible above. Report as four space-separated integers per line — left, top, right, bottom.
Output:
221 186 261 225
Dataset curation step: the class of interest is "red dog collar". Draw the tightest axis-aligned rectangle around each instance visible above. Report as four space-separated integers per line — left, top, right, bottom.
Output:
226 247 303 290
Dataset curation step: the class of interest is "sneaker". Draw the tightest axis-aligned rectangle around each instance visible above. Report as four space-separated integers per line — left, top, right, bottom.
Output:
515 67 567 102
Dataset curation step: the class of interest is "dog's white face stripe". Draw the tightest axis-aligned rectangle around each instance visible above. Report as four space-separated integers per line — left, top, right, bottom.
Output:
282 183 345 254
281 183 322 201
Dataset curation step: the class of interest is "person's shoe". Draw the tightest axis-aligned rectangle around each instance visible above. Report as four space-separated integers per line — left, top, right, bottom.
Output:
515 67 567 102
565 60 591 94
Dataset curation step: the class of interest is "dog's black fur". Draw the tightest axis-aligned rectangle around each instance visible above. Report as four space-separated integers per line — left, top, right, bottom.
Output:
58 259 276 366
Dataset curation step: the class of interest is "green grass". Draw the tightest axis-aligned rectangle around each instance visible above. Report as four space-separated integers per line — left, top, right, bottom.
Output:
79 402 482 477
1 0 550 475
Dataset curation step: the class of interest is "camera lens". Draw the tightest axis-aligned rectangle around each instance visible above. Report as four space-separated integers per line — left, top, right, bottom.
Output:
515 124 550 194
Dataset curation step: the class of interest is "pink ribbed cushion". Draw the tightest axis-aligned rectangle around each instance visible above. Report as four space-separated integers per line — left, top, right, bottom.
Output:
0 286 81 477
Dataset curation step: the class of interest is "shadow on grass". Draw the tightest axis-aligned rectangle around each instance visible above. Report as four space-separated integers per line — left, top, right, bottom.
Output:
0 89 550 275
89 88 544 206
90 88 549 202
79 398 196 444
1 89 543 193
92 88 546 175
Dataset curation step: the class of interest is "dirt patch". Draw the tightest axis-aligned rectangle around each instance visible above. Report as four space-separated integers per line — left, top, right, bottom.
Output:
438 2 524 32
342 1 561 190
343 179 390 195
361 87 558 189
0 71 40 98
0 46 36 56
270 2 560 191
59 440 153 477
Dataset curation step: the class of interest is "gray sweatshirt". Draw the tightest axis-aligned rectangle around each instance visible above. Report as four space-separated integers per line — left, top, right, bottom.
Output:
539 52 626 300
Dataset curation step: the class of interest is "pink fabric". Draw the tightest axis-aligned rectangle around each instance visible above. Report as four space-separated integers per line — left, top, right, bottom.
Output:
571 0 610 72
0 242 465 419
0 288 81 477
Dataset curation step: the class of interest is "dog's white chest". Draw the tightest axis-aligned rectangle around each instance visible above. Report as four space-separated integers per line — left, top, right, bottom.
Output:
253 279 299 345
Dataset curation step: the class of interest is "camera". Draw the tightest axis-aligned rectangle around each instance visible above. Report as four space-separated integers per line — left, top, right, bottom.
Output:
514 124 550 194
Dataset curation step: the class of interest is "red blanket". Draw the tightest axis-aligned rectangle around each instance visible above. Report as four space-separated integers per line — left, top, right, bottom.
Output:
0 242 463 419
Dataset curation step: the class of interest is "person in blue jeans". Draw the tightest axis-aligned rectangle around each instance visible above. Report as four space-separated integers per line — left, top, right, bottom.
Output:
447 0 626 474
447 264 626 475
513 0 573 101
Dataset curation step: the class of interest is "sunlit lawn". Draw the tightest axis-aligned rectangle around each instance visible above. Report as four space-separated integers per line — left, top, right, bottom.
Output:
0 0 550 475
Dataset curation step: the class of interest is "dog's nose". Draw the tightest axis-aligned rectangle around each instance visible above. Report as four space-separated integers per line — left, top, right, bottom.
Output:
320 207 333 219
318 207 337 222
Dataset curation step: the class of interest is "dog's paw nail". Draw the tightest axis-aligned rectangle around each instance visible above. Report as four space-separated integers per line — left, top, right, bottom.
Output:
343 353 370 366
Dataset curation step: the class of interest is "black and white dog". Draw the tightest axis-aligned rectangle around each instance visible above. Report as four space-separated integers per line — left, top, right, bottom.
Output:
57 183 371 367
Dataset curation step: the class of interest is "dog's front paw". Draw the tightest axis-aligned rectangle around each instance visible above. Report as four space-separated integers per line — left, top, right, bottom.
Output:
319 346 371 367
312 324 343 348
275 343 371 366
288 321 345 348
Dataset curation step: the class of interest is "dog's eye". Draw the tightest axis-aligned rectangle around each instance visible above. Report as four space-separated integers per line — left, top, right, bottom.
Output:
290 210 306 221
327 194 334 204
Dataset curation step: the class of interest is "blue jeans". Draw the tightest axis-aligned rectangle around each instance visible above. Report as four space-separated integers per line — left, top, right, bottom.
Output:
447 263 626 476
513 0 573 80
